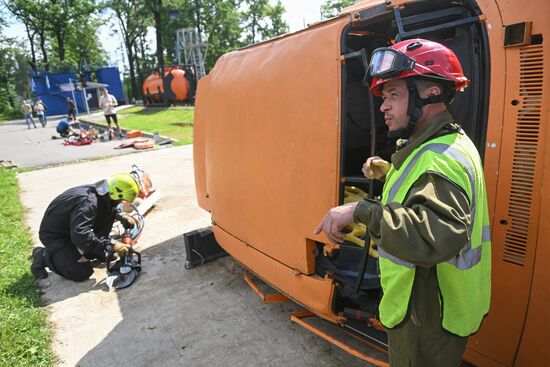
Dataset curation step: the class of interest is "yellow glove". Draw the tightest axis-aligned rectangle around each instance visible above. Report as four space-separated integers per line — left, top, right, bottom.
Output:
343 223 367 246
343 224 379 259
111 241 131 257
118 214 137 229
343 186 368 204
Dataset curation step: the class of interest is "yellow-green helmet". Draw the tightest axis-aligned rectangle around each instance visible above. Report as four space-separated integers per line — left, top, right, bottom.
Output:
106 173 139 202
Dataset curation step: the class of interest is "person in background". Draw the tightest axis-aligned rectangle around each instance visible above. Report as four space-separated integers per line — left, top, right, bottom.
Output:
34 99 46 127
99 88 122 139
37 96 48 124
31 173 140 281
21 100 36 129
66 97 77 120
56 116 78 137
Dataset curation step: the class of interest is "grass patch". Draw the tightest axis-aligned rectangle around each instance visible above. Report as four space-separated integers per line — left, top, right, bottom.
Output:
107 106 194 146
0 169 54 367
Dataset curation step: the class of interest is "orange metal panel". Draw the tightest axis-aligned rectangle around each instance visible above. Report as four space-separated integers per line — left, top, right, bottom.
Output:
194 74 211 212
469 44 544 367
496 0 549 37
203 17 350 275
513 42 550 367
290 312 389 367
213 225 341 323
474 0 506 243
464 2 505 363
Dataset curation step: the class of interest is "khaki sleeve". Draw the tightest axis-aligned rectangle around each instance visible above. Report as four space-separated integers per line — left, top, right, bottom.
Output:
355 173 471 268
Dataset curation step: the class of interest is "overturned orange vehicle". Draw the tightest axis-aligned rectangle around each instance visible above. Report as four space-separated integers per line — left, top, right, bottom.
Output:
193 0 550 365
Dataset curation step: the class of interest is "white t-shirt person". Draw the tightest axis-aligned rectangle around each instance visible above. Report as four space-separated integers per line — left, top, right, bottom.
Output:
99 91 118 115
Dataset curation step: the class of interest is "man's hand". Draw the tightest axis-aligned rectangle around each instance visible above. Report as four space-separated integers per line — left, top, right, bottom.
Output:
119 214 137 229
313 202 358 244
112 241 131 257
362 156 390 180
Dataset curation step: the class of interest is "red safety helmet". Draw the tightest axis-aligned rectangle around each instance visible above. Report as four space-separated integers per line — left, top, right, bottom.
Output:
369 39 469 96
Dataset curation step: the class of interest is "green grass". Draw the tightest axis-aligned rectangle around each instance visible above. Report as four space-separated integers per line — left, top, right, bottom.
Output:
113 106 194 146
0 169 54 367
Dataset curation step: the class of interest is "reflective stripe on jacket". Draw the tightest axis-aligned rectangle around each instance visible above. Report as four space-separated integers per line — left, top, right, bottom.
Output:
379 131 491 336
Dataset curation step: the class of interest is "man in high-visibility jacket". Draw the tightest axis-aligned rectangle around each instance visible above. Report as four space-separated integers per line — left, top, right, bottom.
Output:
315 39 491 367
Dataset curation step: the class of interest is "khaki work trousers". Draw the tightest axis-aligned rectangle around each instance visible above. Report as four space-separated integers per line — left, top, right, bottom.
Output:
386 267 468 367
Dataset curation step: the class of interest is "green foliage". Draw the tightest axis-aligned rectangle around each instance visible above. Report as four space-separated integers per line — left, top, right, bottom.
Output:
0 169 54 367
46 0 105 69
52 16 107 71
264 1 288 39
201 0 243 70
0 36 30 118
107 0 151 99
4 0 106 72
241 0 288 45
160 0 243 72
2 0 293 104
321 0 355 18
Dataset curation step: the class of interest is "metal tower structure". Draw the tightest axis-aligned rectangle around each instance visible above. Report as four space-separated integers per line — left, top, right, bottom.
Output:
176 28 207 79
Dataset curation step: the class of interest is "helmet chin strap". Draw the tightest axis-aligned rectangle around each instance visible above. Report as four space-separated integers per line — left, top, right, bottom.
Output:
386 78 446 140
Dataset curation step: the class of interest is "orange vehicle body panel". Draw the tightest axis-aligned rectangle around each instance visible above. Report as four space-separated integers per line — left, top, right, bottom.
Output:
194 0 550 365
195 17 348 277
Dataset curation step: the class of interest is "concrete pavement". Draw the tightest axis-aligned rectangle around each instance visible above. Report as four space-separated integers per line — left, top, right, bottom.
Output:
0 109 142 169
17 145 379 366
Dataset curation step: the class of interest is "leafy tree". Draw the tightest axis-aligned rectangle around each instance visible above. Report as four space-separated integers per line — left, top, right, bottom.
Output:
3 0 105 72
241 0 288 45
0 36 31 118
241 0 268 44
45 0 98 63
199 0 242 70
162 0 242 72
146 0 165 71
320 0 355 19
107 0 150 100
51 15 107 72
262 1 288 40
2 0 49 70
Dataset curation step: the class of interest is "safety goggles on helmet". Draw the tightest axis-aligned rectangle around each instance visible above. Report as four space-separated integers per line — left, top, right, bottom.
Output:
369 47 416 79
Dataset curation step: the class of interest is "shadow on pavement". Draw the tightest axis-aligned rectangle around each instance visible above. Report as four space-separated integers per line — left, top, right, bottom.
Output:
37 264 109 306
74 234 368 367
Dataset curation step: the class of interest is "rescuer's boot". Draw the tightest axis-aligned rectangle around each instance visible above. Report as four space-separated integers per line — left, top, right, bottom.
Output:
31 247 48 280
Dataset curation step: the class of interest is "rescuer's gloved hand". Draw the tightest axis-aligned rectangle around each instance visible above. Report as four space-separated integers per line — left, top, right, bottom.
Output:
111 241 131 257
118 214 137 229
343 223 367 247
362 156 390 180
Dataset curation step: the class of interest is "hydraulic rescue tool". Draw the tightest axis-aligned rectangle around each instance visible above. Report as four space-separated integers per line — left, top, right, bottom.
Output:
105 203 145 290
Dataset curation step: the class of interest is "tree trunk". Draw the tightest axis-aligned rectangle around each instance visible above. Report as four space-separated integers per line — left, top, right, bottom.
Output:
55 30 65 61
24 24 37 71
251 15 257 44
126 39 138 101
134 43 143 99
193 0 202 41
153 0 164 72
38 30 49 72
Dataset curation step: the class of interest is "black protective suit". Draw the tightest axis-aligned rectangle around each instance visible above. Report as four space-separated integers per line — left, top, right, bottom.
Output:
39 185 116 281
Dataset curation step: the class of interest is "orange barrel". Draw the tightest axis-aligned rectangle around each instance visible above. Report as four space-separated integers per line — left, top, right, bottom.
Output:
142 69 190 102
170 69 190 101
142 74 163 101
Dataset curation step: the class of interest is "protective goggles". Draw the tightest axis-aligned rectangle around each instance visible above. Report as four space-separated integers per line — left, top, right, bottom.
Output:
369 47 416 78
